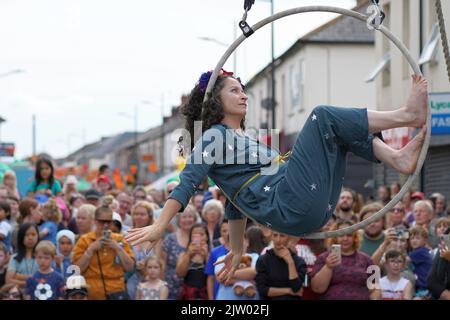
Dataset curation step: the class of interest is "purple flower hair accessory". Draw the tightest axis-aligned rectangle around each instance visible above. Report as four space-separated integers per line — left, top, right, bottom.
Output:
198 71 213 93
197 68 235 93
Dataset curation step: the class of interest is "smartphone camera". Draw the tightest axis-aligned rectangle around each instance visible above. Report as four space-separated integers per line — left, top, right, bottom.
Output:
102 230 111 240
331 244 341 262
192 234 201 246
393 228 409 239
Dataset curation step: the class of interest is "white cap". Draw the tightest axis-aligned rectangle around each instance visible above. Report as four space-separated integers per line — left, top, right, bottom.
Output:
112 212 122 224
66 175 78 185
66 274 89 290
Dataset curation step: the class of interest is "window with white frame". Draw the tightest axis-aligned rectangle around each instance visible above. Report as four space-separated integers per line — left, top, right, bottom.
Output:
419 23 439 65
365 52 391 83
289 60 305 111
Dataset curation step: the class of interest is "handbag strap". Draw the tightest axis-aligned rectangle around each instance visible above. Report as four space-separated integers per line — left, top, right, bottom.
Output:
96 251 108 299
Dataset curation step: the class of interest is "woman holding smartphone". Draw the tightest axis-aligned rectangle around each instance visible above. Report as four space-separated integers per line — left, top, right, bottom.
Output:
310 220 377 300
176 224 210 300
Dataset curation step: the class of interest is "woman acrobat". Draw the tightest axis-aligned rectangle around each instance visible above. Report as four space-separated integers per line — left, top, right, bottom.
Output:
126 71 428 281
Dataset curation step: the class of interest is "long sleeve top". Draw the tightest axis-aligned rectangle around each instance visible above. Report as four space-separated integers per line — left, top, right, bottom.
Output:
427 254 450 299
169 123 279 218
255 249 307 300
409 246 433 290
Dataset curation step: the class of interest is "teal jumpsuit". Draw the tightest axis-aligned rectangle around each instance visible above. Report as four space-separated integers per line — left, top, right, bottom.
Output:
169 106 380 236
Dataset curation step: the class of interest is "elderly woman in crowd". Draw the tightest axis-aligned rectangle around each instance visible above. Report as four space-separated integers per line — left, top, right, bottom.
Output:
74 204 96 239
201 199 224 248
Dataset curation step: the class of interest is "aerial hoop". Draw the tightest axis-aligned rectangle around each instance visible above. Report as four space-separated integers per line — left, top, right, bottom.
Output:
204 6 431 239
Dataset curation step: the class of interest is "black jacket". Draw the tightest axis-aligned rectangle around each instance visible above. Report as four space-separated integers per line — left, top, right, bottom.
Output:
427 253 450 299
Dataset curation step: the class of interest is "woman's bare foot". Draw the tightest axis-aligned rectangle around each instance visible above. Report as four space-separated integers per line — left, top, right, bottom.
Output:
404 75 428 128
394 126 427 175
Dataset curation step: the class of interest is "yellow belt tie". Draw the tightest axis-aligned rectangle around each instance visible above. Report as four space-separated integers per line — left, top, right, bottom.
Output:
232 150 292 202
273 150 292 164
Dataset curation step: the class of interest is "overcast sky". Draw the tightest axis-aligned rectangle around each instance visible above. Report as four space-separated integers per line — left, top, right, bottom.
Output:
0 0 355 160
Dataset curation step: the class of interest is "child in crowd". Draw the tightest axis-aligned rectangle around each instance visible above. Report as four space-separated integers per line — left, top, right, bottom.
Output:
408 226 433 299
6 223 39 287
24 240 65 300
1 170 20 199
375 249 413 300
27 157 62 198
377 228 416 289
0 283 23 300
0 201 12 253
6 195 19 231
212 220 229 248
65 274 89 300
205 220 230 300
136 256 168 300
53 230 75 280
39 199 62 245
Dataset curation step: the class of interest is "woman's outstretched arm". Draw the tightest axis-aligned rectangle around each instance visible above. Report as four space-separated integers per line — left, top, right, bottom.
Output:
155 199 182 229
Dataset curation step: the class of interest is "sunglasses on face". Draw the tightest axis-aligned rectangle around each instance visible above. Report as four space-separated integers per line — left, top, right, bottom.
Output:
390 208 403 213
96 219 112 225
2 292 21 299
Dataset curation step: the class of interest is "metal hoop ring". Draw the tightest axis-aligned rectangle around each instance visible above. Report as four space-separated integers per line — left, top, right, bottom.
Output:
204 6 431 239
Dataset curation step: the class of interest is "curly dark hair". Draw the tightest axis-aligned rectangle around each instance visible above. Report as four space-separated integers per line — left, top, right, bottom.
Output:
178 75 246 156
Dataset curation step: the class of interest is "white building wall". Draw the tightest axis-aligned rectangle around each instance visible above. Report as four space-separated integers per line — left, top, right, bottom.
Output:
246 42 376 138
376 0 450 110
423 0 450 92
245 78 268 131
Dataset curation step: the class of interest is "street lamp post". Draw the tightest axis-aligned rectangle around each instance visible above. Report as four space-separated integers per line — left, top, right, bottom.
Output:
117 112 134 130
198 29 238 73
256 0 276 131
270 0 275 131
119 100 152 138
67 133 80 156
118 100 155 183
